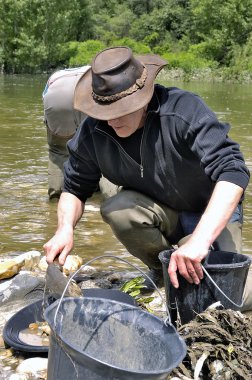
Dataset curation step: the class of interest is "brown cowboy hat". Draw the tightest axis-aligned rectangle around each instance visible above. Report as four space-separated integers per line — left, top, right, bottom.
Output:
74 46 167 120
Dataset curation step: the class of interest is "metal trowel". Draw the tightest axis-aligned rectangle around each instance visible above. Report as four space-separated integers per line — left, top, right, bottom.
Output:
43 263 82 309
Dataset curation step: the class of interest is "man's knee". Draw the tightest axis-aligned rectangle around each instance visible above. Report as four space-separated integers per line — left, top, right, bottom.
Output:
178 222 242 253
98 177 118 200
214 222 242 253
100 191 137 231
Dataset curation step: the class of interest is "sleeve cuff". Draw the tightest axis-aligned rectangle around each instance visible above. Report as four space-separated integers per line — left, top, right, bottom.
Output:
217 172 250 190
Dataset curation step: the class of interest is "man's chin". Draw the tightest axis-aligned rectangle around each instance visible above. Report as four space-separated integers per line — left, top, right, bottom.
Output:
115 129 130 138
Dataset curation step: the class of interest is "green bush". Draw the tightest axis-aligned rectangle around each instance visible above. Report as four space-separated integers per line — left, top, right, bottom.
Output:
57 41 79 65
143 32 159 48
229 36 252 73
67 38 151 67
162 50 217 73
69 40 106 66
153 43 171 56
109 37 151 54
188 40 225 64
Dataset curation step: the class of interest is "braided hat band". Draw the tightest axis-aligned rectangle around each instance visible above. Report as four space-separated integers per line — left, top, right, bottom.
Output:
92 67 147 104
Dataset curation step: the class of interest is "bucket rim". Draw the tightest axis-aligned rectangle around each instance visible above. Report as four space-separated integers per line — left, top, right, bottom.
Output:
159 249 251 269
204 251 251 270
45 296 187 376
158 249 174 264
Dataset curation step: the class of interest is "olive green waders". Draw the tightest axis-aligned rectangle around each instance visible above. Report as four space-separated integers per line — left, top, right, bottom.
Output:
46 128 72 199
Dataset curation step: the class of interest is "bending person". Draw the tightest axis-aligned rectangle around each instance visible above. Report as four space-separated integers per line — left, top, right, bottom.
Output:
44 47 251 309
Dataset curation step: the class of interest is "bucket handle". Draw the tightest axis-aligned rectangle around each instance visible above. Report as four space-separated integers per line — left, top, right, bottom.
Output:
52 254 172 328
163 249 246 309
201 265 244 308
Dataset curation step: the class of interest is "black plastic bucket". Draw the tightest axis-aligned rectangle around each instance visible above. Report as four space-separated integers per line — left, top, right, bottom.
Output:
45 297 187 380
159 249 251 325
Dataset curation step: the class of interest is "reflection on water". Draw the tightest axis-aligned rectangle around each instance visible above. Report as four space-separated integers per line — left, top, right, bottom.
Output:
0 75 251 270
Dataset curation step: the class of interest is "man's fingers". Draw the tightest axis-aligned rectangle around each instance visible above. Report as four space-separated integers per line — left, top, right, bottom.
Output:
168 253 204 287
168 256 180 288
43 239 63 264
184 260 200 285
45 247 60 263
167 246 206 287
58 246 71 265
193 262 204 280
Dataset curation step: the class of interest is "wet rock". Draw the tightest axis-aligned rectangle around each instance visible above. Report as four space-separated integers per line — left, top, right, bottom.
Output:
38 254 83 275
88 270 112 279
75 264 97 276
0 271 45 335
37 256 48 272
9 375 28 380
149 289 166 313
16 357 48 379
94 278 113 289
107 273 122 283
79 279 99 290
0 272 45 306
63 254 83 275
0 348 13 360
0 256 250 380
0 251 41 280
0 334 5 348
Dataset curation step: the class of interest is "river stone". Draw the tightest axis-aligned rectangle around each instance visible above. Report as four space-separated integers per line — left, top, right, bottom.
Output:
76 264 97 276
0 251 41 280
38 254 83 275
9 375 28 380
16 357 48 378
0 334 4 348
63 254 83 275
0 271 45 334
0 271 45 305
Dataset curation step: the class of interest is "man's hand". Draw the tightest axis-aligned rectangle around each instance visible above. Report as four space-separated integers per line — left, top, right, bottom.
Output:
43 192 84 265
43 224 74 265
168 181 244 288
168 240 207 288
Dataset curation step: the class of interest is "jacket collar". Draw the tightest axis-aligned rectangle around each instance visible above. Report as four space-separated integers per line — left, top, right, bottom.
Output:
147 86 160 114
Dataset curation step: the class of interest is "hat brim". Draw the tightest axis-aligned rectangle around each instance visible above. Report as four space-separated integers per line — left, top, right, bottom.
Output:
74 55 167 120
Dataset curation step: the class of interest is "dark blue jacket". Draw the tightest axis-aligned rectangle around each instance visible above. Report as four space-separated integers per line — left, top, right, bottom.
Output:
64 84 250 212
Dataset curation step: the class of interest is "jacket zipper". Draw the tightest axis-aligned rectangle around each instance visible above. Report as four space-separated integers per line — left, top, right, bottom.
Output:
139 112 151 178
95 125 147 179
139 131 144 178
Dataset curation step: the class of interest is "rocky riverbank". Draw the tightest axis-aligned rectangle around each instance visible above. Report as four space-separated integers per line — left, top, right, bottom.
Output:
0 251 251 380
0 251 167 379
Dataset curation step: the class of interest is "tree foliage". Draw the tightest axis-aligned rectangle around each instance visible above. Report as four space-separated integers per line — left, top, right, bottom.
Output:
187 0 252 64
0 0 252 74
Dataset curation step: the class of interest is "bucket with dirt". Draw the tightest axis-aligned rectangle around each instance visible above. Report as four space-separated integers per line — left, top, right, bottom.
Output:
44 255 187 380
159 249 251 325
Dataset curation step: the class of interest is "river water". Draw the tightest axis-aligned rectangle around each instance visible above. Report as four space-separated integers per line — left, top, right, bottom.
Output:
0 75 251 270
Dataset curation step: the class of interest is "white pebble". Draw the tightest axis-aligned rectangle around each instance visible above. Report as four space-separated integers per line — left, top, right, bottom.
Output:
9 374 28 380
16 357 48 377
